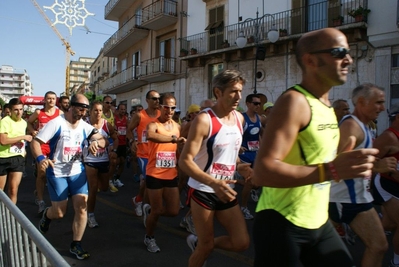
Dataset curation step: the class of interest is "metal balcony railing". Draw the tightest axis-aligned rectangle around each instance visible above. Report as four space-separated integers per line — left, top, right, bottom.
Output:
104 0 119 18
141 56 176 76
180 0 368 54
142 0 178 22
100 65 141 90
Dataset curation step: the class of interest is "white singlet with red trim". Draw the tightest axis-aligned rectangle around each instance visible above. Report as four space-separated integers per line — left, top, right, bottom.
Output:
187 108 243 193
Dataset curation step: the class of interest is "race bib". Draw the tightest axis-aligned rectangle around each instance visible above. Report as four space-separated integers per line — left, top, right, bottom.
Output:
118 126 126 136
9 141 25 154
155 151 176 168
96 147 106 157
247 140 259 151
141 130 148 143
210 163 235 180
62 146 82 162
365 176 371 192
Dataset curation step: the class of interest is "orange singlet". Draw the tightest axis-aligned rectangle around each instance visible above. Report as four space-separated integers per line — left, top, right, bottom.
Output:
136 109 161 159
146 120 179 180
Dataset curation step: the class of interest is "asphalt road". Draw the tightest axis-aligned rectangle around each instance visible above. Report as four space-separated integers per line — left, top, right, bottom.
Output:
14 151 394 267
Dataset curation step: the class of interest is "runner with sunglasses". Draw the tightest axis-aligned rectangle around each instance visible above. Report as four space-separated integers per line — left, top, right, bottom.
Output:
252 28 378 266
127 90 161 218
142 93 185 252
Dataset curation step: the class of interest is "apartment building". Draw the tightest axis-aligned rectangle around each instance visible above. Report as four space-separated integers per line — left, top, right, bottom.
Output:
90 48 117 98
0 65 33 102
100 0 187 111
69 57 95 95
180 0 399 133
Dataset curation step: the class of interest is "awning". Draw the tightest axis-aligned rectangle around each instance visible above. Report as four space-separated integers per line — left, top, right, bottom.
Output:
205 20 223 30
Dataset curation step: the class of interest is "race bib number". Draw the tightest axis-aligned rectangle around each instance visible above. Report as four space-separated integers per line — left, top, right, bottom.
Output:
210 163 235 180
118 126 126 136
247 140 259 151
155 151 176 168
141 130 148 143
96 147 106 157
9 141 25 154
62 146 82 162
365 176 371 192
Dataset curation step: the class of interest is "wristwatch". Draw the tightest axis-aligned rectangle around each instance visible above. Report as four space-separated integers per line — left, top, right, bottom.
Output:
171 135 177 143
112 149 117 153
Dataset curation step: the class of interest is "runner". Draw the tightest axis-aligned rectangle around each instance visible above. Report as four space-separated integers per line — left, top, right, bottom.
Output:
113 103 128 187
84 101 118 228
143 93 186 252
127 90 161 217
27 91 62 214
0 98 32 204
31 94 107 260
179 70 252 267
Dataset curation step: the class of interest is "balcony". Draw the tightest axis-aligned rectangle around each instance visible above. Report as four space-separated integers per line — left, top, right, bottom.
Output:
105 0 137 21
102 65 147 94
180 0 369 62
141 0 178 31
103 15 149 57
140 56 177 83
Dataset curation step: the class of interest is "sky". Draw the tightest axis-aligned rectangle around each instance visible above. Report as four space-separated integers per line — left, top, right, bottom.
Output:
0 0 118 98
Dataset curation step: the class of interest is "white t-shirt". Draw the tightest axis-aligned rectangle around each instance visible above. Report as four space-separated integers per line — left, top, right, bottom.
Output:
36 115 94 177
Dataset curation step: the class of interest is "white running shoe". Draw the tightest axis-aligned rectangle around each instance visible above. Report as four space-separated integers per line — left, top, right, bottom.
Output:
143 204 151 228
109 181 118 193
38 200 46 214
187 234 206 266
87 214 99 228
241 206 254 220
113 179 124 187
144 235 160 253
132 197 143 217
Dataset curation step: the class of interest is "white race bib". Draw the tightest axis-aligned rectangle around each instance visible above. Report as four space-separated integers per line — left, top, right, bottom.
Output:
155 151 176 168
247 140 259 151
9 141 25 154
118 126 126 135
210 163 235 180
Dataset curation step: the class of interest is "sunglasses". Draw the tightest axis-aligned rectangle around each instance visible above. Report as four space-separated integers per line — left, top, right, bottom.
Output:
310 47 350 59
148 97 160 101
252 102 261 106
104 101 112 104
71 102 89 111
160 105 177 111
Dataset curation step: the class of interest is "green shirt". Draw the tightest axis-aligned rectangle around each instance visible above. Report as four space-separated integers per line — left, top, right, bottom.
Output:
0 116 27 158
256 85 339 229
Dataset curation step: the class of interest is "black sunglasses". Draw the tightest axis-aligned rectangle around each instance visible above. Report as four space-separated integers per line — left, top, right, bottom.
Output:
252 102 261 106
310 47 350 59
161 105 177 111
148 97 160 101
71 102 90 110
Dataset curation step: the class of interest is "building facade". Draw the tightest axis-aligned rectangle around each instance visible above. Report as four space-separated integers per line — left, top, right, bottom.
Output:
69 57 95 95
90 48 116 98
0 65 33 102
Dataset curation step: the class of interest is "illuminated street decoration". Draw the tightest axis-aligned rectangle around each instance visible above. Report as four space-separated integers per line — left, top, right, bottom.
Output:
44 0 94 35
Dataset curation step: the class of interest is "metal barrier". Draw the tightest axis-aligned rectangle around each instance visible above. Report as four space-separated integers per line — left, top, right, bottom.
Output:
0 190 69 267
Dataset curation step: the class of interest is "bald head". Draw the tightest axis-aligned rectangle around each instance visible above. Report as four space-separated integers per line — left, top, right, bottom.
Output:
71 94 89 105
295 28 348 70
200 99 215 110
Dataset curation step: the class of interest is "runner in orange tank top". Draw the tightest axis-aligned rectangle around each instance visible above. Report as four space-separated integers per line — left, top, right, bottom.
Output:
142 93 186 253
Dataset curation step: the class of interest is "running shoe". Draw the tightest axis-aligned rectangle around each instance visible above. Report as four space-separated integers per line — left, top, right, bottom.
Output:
113 179 124 187
143 204 151 228
144 235 160 253
185 215 197 235
132 197 143 217
343 223 356 245
34 190 39 205
70 242 90 260
109 181 118 193
38 207 51 234
241 206 254 220
37 200 46 215
389 260 399 267
87 214 99 228
250 189 259 202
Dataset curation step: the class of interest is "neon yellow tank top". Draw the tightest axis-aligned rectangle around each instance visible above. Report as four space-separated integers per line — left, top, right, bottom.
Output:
256 85 339 229
102 111 114 127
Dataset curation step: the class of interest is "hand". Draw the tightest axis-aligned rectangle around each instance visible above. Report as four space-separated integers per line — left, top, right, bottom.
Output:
40 158 54 172
237 163 253 181
332 136 379 180
24 135 33 142
31 131 38 137
374 157 397 174
89 141 99 155
239 147 247 154
210 180 237 203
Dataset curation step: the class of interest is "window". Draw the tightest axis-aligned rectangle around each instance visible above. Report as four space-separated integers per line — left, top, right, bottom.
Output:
207 6 224 51
393 54 399 67
132 51 140 78
208 63 224 98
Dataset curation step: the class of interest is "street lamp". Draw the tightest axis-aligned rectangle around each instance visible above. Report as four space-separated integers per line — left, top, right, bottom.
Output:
235 11 279 94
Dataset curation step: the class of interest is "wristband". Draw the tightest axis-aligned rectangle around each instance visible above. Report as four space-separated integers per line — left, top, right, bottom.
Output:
318 164 325 183
328 162 340 182
36 155 46 163
112 149 117 153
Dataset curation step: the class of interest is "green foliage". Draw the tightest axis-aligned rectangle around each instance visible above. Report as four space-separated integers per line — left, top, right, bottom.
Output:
348 6 371 17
